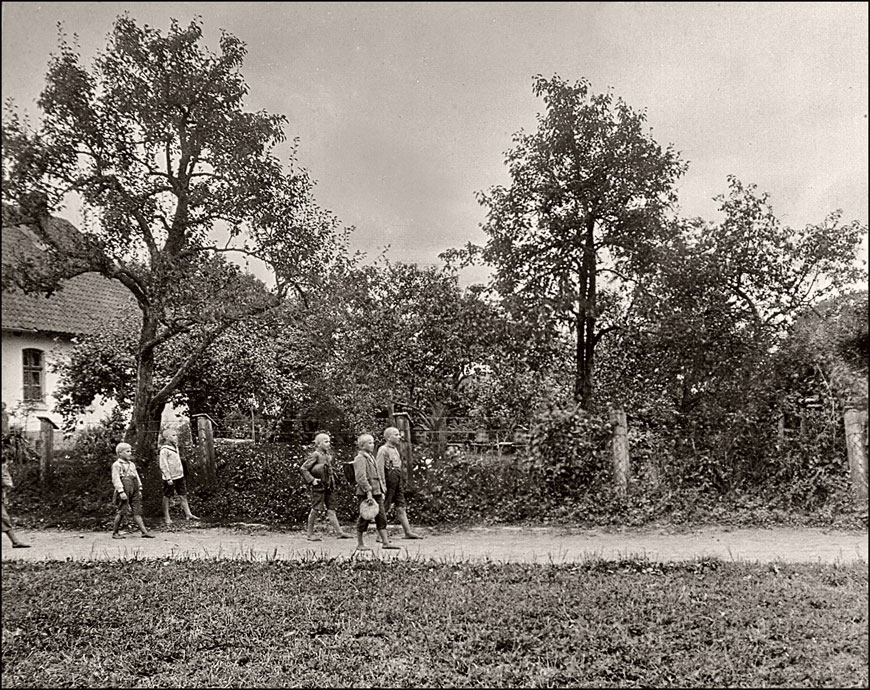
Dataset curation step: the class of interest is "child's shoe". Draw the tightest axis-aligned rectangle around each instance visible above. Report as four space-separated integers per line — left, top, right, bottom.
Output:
112 533 125 540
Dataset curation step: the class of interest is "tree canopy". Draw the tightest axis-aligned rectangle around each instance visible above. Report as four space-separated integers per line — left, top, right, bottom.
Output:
2 15 347 463
470 74 687 408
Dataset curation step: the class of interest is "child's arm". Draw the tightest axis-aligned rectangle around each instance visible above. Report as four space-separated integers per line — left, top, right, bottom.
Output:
111 460 125 495
158 447 171 481
353 454 372 496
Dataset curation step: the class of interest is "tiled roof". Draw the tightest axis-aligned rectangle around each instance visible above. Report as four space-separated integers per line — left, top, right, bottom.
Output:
1 222 136 336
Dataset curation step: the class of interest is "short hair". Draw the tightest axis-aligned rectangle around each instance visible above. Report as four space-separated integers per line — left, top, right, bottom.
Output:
357 433 374 449
314 432 330 445
115 442 132 455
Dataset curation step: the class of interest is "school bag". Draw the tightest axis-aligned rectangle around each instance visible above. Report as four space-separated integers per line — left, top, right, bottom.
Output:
342 460 356 487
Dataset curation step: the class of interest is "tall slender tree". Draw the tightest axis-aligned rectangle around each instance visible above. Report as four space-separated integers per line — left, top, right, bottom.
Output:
475 75 687 408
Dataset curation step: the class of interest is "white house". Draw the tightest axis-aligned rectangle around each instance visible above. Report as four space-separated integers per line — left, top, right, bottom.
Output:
1 217 182 446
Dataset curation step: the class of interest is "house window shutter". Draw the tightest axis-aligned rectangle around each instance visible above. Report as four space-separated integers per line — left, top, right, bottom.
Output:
22 348 45 402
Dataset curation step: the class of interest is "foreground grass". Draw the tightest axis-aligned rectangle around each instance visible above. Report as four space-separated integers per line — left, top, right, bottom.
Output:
2 557 867 688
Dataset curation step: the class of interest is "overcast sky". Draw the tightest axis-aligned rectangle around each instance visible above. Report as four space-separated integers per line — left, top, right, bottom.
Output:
2 2 867 282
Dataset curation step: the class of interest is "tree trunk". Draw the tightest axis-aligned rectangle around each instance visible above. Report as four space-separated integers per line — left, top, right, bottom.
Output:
575 310 586 403
125 315 167 517
574 215 597 409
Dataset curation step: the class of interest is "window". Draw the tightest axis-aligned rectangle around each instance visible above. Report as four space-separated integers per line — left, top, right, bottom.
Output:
22 348 44 402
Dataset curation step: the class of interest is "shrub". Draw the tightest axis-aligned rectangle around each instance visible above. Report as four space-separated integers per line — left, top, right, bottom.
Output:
67 407 128 466
526 406 613 506
192 442 363 525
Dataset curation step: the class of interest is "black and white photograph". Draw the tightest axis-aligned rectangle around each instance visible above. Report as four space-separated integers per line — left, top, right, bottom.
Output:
1 2 867 687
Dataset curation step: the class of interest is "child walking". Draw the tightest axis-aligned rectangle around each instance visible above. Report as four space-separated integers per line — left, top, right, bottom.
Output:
2 455 30 548
111 442 154 539
300 432 352 540
352 433 399 552
158 427 200 526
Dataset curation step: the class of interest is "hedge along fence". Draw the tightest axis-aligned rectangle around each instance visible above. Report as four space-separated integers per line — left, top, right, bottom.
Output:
183 407 664 527
186 406 621 527
181 403 862 528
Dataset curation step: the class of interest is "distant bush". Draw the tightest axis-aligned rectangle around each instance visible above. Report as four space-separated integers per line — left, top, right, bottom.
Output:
66 407 128 466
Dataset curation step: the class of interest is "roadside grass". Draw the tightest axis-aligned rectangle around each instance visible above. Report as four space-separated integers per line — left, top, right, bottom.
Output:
2 556 867 688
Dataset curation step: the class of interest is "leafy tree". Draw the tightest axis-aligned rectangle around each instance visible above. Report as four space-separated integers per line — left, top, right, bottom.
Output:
781 290 869 412
2 16 346 467
594 181 867 490
325 260 503 447
468 74 687 409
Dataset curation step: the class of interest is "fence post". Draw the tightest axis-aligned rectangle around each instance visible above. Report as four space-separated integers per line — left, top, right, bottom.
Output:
194 414 217 487
36 416 57 486
843 408 868 507
609 408 629 498
392 412 414 488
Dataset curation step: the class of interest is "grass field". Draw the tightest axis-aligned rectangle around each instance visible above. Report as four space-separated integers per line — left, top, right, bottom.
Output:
2 555 867 688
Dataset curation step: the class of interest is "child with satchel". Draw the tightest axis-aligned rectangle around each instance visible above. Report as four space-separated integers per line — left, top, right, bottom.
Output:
300 432 352 541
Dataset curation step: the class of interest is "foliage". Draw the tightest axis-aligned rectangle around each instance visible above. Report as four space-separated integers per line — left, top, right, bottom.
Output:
1 15 347 469
465 74 687 407
66 407 129 466
412 456 538 523
51 306 139 431
333 261 502 420
2 559 867 688
781 290 869 411
526 405 614 502
460 340 573 438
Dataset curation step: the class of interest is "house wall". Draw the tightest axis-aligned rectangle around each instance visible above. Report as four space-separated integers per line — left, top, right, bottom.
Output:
2 330 117 447
2 329 188 450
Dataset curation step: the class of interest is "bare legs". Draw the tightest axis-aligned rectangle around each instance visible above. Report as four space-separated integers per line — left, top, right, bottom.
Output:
2 505 29 547
396 506 422 539
308 508 351 540
163 496 199 525
113 512 153 538
357 526 396 551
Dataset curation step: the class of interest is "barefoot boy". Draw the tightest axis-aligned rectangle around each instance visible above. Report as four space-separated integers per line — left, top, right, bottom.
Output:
379 426 422 539
158 428 200 526
300 432 352 540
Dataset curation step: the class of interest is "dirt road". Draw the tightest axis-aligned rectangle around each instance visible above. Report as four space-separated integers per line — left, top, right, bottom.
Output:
1 523 866 564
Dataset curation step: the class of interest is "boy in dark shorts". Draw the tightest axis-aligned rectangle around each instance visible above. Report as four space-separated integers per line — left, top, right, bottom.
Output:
353 433 399 552
111 442 154 539
378 426 422 539
300 432 351 541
